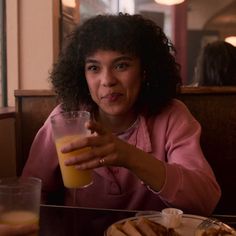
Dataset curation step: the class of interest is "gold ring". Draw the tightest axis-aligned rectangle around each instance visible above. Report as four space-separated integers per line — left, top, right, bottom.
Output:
99 158 105 165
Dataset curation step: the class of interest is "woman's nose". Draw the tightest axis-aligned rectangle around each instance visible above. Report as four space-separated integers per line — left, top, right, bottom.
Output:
101 69 117 87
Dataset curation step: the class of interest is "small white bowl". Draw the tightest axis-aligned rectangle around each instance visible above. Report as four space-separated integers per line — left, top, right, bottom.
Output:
161 208 183 228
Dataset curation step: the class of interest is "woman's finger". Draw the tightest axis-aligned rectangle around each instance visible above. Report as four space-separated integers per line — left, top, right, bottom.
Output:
86 120 107 135
64 141 114 166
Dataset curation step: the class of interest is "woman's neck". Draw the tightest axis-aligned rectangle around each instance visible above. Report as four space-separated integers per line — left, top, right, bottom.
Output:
98 111 138 134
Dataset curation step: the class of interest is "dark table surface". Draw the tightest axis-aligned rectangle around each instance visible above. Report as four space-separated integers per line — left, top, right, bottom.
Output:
39 204 136 236
39 204 236 236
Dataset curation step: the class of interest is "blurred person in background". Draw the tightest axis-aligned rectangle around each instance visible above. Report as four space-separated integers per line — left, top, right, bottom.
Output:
192 40 236 86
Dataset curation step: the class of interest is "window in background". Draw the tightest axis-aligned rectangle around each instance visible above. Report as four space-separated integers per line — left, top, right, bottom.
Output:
0 0 6 107
60 0 135 46
61 0 119 43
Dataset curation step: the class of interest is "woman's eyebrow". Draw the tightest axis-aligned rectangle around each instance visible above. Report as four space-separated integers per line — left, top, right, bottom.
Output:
85 55 134 64
85 59 99 64
113 56 134 63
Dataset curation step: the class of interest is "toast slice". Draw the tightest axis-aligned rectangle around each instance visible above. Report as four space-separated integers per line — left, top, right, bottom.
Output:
109 223 128 236
108 216 181 236
136 216 168 236
122 220 143 236
168 228 181 236
136 217 157 236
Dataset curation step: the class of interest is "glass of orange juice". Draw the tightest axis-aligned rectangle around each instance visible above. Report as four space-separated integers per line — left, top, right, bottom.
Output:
0 177 42 236
51 110 93 188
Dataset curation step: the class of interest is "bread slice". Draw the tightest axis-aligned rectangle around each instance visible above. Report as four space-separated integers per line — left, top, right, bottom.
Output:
108 216 181 236
168 228 181 236
139 217 168 236
136 217 157 236
109 223 128 236
121 220 143 236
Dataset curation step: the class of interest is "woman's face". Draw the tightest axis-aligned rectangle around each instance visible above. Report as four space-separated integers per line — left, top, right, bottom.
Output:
85 50 143 117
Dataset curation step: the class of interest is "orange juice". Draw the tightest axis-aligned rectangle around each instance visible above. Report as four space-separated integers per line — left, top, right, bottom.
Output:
0 210 39 236
55 135 93 188
0 210 39 225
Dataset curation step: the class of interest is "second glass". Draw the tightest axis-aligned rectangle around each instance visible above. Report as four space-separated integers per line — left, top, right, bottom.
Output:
0 177 42 236
51 110 93 188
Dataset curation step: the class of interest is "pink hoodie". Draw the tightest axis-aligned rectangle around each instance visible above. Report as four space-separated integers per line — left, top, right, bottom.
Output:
22 99 221 216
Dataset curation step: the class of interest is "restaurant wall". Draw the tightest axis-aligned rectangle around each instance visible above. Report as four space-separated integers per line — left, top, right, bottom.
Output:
0 118 16 177
6 0 60 107
1 0 60 176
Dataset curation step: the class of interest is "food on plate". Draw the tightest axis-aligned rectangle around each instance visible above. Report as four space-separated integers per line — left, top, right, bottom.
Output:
109 223 128 236
195 225 236 236
136 216 168 236
107 216 180 236
122 220 143 236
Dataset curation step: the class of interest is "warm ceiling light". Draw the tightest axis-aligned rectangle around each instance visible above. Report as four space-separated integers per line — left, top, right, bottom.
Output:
154 0 185 5
62 0 76 8
225 36 236 47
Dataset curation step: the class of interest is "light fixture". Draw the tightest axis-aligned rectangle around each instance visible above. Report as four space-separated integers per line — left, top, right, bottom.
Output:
154 0 185 6
225 36 236 47
62 0 76 8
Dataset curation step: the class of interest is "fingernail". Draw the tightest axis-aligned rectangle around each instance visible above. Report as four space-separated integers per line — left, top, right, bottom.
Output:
64 160 70 165
76 165 84 170
60 147 66 153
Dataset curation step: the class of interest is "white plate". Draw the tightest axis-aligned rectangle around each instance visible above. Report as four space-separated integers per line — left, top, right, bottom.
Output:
104 213 233 236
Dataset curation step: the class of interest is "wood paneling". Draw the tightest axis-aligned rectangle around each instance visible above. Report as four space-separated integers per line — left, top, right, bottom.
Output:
14 90 58 177
178 86 236 214
0 108 16 177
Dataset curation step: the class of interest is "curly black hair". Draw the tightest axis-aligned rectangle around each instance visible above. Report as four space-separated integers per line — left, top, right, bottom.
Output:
50 13 181 117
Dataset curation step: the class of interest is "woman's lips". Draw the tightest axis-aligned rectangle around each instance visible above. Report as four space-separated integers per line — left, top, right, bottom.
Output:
102 93 123 102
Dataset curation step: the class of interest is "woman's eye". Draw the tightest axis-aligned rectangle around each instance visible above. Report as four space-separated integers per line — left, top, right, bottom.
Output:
86 65 99 72
115 62 129 71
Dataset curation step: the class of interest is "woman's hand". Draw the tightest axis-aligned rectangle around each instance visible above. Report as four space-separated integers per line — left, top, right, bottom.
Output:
62 120 134 169
0 224 38 236
62 120 166 191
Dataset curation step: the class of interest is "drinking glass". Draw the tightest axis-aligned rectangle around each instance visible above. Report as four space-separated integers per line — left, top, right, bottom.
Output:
51 110 93 188
0 177 42 236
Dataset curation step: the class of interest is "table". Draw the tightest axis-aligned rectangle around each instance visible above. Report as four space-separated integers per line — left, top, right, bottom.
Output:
39 204 236 236
39 204 137 236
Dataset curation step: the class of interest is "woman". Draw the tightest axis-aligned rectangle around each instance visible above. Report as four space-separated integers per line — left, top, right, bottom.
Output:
192 40 236 86
22 13 221 216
